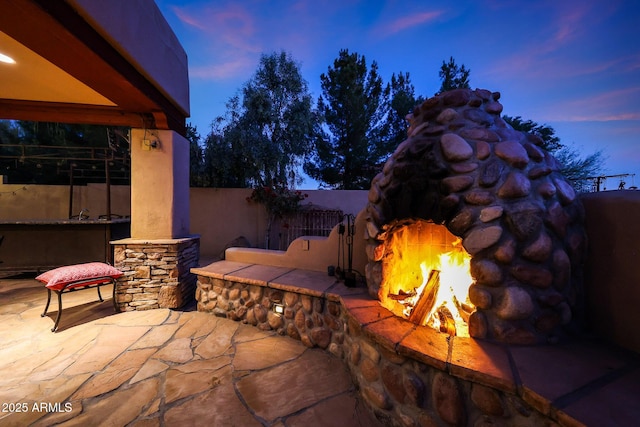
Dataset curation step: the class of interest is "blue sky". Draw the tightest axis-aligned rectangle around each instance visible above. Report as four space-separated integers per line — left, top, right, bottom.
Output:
155 0 640 190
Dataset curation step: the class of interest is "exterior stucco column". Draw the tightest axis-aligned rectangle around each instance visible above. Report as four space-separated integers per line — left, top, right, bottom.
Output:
111 128 198 310
130 128 190 239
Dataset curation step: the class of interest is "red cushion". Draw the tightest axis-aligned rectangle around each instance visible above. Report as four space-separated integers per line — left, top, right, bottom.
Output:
36 262 123 291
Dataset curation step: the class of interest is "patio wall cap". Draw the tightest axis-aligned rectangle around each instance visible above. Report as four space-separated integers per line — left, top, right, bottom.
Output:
111 234 200 245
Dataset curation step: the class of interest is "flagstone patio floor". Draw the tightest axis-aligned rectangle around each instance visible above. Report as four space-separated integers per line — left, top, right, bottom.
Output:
0 276 382 426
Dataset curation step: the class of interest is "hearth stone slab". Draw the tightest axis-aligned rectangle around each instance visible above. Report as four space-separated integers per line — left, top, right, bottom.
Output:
449 337 515 393
191 260 250 276
339 290 384 309
347 305 395 326
398 325 450 371
363 316 416 351
223 264 293 287
269 268 338 297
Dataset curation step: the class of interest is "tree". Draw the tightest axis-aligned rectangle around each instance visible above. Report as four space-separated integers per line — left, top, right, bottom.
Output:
553 144 606 186
503 115 605 185
246 182 308 248
186 123 205 187
0 121 129 185
502 116 562 152
304 49 390 189
438 56 471 93
382 72 425 155
200 97 253 188
205 51 317 189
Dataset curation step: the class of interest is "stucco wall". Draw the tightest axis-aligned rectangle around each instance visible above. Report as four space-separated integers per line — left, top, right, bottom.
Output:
0 182 367 260
67 0 190 116
130 129 190 239
0 181 130 220
580 190 640 353
189 188 368 259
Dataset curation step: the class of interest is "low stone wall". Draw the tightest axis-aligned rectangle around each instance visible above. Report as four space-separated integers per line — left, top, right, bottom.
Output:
113 236 199 311
196 274 345 351
342 316 553 427
193 264 564 427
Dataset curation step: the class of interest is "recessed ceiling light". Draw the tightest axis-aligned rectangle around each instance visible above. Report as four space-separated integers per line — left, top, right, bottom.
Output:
0 52 16 64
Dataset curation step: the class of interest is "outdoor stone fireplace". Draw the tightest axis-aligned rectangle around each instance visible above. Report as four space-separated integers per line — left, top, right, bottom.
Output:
364 88 587 344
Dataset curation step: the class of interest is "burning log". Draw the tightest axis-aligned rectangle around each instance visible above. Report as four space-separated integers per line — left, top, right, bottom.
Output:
437 306 456 335
452 295 471 323
388 289 416 300
408 269 440 325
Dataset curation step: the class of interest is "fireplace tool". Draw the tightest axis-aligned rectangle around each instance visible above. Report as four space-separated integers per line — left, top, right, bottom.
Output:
335 214 357 287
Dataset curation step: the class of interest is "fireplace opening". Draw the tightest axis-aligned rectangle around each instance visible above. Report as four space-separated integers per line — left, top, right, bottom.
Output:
379 219 474 337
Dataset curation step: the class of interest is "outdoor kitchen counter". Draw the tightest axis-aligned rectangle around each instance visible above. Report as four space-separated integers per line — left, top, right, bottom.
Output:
193 260 640 427
0 218 130 225
0 218 130 273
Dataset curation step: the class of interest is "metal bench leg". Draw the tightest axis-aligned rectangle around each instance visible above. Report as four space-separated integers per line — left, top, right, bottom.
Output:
52 290 63 332
112 279 120 312
41 288 52 317
97 285 104 302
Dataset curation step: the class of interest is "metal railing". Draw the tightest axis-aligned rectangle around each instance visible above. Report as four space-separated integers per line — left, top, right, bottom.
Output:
278 208 344 250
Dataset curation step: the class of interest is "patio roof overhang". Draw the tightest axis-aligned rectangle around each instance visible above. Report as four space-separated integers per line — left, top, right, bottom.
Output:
0 0 189 135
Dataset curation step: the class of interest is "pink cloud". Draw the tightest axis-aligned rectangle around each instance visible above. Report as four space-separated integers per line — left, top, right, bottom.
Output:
190 57 256 80
559 112 640 122
485 3 600 80
538 87 640 122
378 10 445 37
548 4 589 47
171 4 264 81
172 6 207 31
383 10 444 35
172 4 261 52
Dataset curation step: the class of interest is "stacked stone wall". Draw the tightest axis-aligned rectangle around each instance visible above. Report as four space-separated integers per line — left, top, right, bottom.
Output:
114 237 199 311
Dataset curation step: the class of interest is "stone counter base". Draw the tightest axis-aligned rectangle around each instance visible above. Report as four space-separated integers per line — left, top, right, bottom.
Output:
193 261 638 427
112 236 199 311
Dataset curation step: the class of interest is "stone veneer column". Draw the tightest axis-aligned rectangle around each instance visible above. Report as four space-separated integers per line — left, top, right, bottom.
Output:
111 128 199 310
112 237 199 310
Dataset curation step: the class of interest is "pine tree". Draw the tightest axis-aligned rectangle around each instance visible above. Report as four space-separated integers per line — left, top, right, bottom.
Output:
438 56 471 93
382 72 424 156
304 49 389 189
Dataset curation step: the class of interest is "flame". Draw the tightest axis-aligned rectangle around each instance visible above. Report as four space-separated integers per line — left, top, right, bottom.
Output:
379 221 474 336
427 247 473 334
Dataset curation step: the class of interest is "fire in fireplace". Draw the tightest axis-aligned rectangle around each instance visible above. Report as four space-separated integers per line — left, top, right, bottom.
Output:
378 219 474 337
364 88 587 345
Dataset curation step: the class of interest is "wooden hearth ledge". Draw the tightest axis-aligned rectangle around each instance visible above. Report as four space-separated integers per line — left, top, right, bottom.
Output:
192 261 640 427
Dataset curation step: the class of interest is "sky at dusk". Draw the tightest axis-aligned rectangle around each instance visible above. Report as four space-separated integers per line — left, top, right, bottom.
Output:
155 0 640 190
